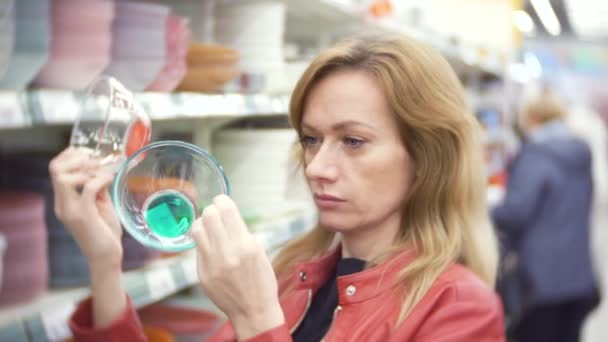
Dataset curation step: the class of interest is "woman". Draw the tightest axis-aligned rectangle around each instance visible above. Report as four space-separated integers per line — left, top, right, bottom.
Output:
51 33 504 341
492 93 597 342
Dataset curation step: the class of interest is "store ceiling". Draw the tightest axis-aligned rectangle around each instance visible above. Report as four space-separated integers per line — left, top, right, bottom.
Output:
283 0 607 46
525 0 608 39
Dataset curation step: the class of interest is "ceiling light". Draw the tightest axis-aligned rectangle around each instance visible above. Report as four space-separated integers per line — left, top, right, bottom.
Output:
531 0 561 36
512 10 535 33
508 63 531 83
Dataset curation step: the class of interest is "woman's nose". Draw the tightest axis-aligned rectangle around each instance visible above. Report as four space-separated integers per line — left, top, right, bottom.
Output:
305 144 338 183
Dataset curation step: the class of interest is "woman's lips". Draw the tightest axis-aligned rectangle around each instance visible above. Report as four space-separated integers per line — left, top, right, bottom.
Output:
314 193 346 209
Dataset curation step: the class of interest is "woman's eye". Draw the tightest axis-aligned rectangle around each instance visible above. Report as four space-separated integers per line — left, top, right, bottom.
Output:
300 135 320 147
343 137 365 148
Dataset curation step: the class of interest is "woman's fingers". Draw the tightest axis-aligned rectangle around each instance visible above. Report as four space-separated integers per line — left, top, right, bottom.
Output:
49 148 98 176
51 171 91 222
189 218 211 258
81 172 115 212
192 195 252 256
54 172 91 188
49 146 77 164
51 172 91 201
202 205 231 253
213 195 248 238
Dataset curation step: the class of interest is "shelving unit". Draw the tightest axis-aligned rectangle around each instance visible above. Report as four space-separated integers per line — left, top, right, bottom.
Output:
0 92 29 129
0 85 308 342
0 91 290 130
0 212 311 342
0 0 506 132
0 2 513 341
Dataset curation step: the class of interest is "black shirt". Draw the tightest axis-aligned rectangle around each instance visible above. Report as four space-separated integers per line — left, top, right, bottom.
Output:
292 258 366 342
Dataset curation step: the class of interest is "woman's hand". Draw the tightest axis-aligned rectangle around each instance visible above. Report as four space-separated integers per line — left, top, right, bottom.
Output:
190 195 285 340
50 147 128 328
49 147 123 270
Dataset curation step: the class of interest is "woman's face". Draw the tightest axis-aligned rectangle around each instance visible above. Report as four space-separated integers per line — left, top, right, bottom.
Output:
301 70 415 234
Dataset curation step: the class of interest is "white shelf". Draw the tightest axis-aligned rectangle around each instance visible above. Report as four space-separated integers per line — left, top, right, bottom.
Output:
0 213 311 342
286 0 359 24
0 91 290 130
0 252 197 342
0 92 30 129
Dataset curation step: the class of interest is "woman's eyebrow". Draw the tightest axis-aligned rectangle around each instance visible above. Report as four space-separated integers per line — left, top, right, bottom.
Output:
331 120 375 131
301 122 320 133
301 120 375 133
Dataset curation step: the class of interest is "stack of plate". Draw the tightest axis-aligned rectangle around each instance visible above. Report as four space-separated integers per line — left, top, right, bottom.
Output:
0 153 91 287
139 303 222 342
176 43 239 93
146 15 191 92
0 192 48 306
215 1 287 93
104 2 169 91
168 0 215 43
33 0 114 89
212 128 300 220
0 153 162 284
0 0 50 90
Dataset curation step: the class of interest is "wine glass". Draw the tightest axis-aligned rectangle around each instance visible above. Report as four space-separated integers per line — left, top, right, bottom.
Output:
70 75 151 170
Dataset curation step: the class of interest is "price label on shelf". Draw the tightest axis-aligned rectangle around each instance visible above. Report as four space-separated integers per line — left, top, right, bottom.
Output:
181 256 199 285
41 302 76 341
0 92 26 128
146 268 177 300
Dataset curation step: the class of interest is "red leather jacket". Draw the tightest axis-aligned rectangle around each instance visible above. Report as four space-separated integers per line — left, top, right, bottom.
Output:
70 248 505 341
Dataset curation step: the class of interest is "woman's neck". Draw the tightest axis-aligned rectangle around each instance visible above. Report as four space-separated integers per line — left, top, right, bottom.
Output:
340 212 401 261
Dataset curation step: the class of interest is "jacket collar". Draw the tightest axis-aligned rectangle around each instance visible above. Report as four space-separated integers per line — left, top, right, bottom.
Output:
529 120 571 143
292 245 416 304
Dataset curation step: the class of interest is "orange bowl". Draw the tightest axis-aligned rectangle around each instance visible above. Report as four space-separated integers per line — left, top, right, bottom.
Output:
64 325 174 342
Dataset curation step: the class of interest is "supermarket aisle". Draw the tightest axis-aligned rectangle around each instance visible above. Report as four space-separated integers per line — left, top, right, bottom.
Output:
0 0 606 341
568 104 608 342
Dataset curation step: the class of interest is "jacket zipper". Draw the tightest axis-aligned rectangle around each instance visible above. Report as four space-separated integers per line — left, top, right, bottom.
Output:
320 305 342 342
290 289 313 334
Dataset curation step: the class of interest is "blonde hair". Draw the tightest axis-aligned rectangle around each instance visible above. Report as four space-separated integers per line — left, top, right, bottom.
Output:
273 33 499 322
521 92 566 125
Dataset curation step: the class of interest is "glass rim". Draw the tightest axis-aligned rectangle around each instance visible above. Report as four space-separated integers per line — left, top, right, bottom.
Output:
111 140 231 252
70 75 151 150
70 75 115 144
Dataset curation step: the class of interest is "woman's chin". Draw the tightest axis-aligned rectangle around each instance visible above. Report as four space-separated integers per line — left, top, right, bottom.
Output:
318 215 353 233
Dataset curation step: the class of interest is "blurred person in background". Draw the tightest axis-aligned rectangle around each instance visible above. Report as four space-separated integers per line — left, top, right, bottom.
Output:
566 101 608 342
492 93 598 342
50 33 505 341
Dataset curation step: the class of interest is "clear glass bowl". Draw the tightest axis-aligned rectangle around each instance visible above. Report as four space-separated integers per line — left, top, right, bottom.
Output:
70 75 151 169
112 141 230 252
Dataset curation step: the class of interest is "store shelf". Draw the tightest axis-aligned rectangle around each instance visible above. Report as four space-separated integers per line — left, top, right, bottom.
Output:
0 92 30 129
0 91 290 130
284 0 505 78
286 0 360 26
0 252 196 342
0 213 311 342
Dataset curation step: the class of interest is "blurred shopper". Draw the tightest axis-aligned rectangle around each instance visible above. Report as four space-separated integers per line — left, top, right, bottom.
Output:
492 93 597 342
567 104 608 342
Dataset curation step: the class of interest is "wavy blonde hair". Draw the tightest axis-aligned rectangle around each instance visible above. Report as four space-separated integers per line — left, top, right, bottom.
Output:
521 92 566 125
273 33 498 322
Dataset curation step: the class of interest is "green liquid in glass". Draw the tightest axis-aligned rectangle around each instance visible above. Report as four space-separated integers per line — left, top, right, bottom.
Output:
144 190 195 238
